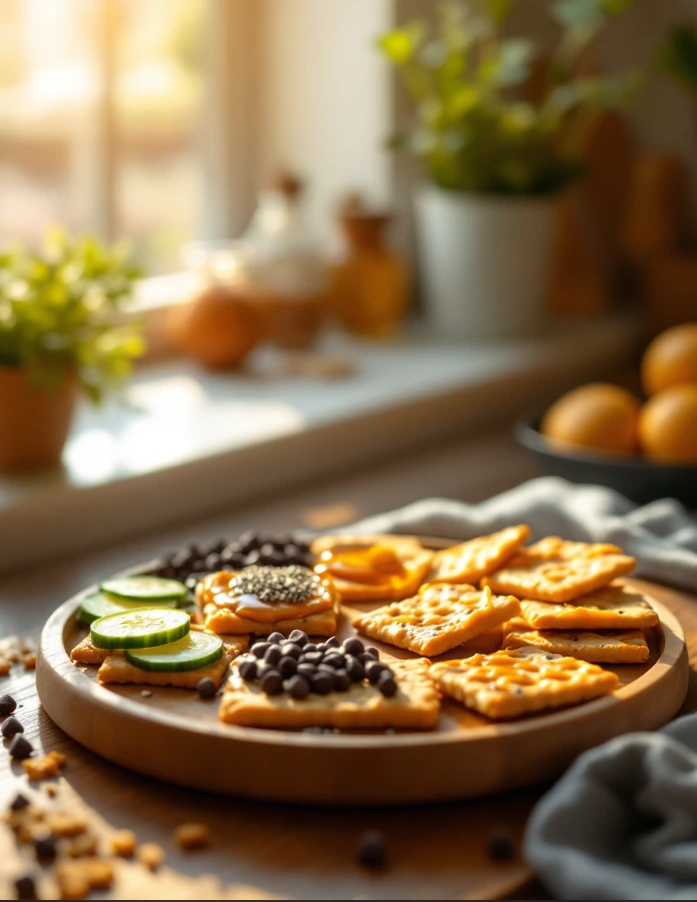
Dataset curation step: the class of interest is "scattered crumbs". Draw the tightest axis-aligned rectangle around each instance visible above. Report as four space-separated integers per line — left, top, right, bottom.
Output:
140 690 153 698
56 858 113 900
23 751 66 782
174 822 211 852
0 658 10 677
45 784 58 798
22 653 37 671
356 830 388 869
13 874 36 900
64 831 98 859
137 842 165 871
110 828 138 858
47 811 88 838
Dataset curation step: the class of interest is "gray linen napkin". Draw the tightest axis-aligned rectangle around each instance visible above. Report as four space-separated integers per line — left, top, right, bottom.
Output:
349 476 697 899
348 476 697 592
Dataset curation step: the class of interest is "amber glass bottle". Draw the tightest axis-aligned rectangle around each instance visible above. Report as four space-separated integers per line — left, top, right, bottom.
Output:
331 203 408 337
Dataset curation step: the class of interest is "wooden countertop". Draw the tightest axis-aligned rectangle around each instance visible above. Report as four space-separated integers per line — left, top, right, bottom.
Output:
1 427 693 900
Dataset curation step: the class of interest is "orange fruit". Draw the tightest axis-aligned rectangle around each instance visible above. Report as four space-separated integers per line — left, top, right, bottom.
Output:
541 383 640 455
171 285 263 370
641 323 697 396
639 385 697 464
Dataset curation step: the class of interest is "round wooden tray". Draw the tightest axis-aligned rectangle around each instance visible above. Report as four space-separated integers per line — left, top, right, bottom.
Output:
37 542 689 806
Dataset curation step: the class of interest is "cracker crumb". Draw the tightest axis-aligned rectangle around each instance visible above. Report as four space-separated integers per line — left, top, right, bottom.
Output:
65 831 98 858
0 657 10 676
174 822 211 851
111 828 137 858
140 690 153 698
45 784 58 798
22 653 37 671
22 751 66 782
47 811 88 838
56 859 113 900
0 636 21 663
137 841 165 871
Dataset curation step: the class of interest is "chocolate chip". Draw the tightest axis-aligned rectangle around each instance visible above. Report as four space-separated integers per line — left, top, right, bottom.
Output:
238 657 258 680
268 631 286 645
0 695 17 716
365 646 379 659
13 874 36 900
315 643 329 655
297 662 316 678
311 671 333 695
8 734 33 760
204 553 221 571
304 642 317 653
260 670 283 695
317 663 337 675
171 549 194 570
487 828 514 861
2 717 23 739
196 678 216 699
10 793 29 811
245 549 263 566
270 534 292 550
264 645 283 666
323 653 346 670
259 542 276 558
366 662 387 684
301 652 322 666
278 656 298 679
238 531 262 553
261 550 287 567
345 656 365 682
342 637 364 657
299 552 315 568
359 652 377 666
377 673 398 698
34 833 57 863
325 636 341 649
333 669 351 692
356 830 387 869
284 674 310 699
288 629 309 646
251 642 270 659
280 643 301 660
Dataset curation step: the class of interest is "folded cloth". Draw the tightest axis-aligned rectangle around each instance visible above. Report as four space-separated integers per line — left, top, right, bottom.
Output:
347 476 697 593
525 715 697 900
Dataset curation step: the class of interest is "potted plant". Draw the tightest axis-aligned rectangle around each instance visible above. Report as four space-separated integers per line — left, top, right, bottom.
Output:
377 0 638 339
0 232 144 472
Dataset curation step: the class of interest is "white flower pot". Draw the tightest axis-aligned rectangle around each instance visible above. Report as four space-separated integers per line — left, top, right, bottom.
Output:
415 186 557 340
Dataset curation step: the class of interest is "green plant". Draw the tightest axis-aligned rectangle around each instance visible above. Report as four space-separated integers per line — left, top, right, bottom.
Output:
0 231 145 402
377 0 639 194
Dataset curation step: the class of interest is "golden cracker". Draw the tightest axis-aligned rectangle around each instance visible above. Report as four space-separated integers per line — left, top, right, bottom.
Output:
71 636 110 666
503 625 649 664
518 585 658 630
219 658 440 730
430 646 619 719
352 584 521 657
426 525 530 584
481 537 636 603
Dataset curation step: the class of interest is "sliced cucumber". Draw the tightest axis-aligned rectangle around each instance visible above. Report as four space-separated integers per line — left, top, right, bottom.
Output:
99 576 187 603
91 608 190 650
125 631 224 673
77 593 178 626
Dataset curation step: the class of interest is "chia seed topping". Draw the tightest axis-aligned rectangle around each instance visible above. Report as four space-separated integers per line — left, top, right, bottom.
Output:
233 565 317 603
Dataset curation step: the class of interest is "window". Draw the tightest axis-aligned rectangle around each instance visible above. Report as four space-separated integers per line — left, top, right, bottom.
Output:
0 0 208 274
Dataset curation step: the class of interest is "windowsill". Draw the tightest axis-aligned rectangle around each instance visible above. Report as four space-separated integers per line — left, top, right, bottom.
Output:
0 316 642 574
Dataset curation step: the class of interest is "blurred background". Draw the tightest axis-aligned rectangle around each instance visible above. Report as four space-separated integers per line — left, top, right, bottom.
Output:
2 0 697 573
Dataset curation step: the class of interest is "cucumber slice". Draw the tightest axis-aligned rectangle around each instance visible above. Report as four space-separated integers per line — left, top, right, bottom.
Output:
91 609 190 650
99 576 187 603
77 593 177 626
125 631 224 672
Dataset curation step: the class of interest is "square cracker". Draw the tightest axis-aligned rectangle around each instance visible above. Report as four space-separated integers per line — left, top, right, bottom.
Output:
430 646 619 719
202 604 337 637
97 638 246 690
481 537 636 603
219 658 440 729
518 585 659 630
426 525 530 585
502 624 649 664
352 584 521 657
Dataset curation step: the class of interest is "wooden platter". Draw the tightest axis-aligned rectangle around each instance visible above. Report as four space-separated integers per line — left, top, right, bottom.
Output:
36 540 689 807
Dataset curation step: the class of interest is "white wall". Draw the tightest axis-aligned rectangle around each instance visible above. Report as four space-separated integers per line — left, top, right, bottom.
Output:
257 0 394 243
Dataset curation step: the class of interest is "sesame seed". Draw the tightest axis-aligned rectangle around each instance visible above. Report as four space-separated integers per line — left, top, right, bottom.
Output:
233 565 317 603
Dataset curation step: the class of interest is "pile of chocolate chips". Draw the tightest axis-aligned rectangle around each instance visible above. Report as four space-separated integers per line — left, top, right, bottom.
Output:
149 531 314 591
238 631 397 700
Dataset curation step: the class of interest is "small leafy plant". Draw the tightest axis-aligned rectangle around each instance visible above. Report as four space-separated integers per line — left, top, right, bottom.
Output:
377 0 639 195
0 231 145 402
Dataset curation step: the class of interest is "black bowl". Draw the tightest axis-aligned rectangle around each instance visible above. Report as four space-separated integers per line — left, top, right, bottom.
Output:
516 417 697 508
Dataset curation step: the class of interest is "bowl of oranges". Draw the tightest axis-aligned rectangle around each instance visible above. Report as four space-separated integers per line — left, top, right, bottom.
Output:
517 324 697 506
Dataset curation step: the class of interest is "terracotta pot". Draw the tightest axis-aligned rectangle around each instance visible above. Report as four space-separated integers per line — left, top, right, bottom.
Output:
0 368 77 472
